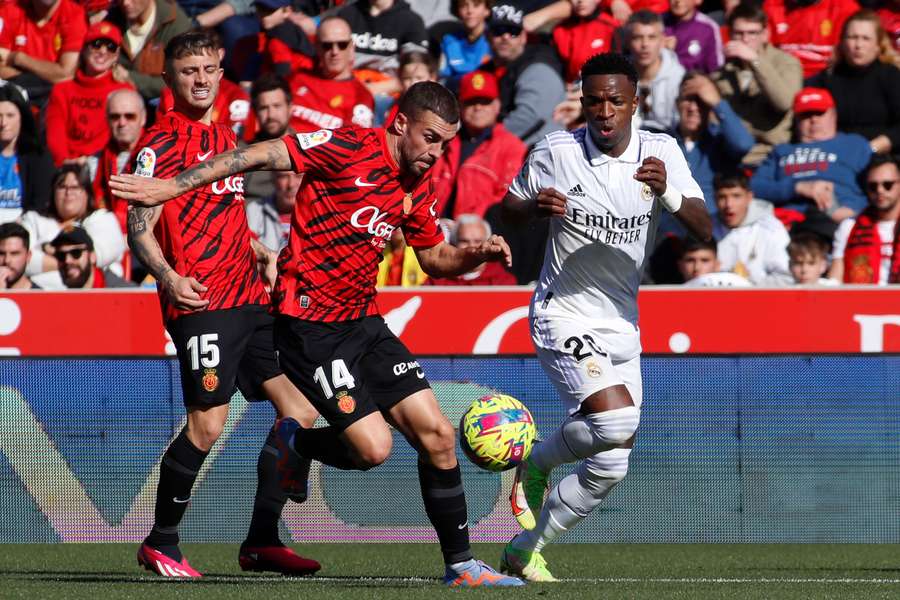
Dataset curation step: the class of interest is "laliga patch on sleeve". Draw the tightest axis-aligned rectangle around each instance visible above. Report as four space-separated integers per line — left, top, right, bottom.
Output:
134 147 156 177
296 129 333 150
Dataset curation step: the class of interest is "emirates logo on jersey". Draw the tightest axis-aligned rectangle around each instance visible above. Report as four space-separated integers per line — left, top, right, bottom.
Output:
351 206 396 249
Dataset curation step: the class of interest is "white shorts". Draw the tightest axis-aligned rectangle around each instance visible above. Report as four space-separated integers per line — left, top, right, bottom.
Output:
531 313 643 415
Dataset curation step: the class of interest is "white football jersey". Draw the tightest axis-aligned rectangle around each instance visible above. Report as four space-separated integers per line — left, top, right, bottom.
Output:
509 126 703 359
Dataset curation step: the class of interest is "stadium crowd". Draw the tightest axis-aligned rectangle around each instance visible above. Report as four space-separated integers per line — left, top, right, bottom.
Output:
0 0 898 290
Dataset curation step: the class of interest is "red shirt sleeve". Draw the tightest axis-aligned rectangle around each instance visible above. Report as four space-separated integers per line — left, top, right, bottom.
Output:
281 128 360 177
44 84 69 164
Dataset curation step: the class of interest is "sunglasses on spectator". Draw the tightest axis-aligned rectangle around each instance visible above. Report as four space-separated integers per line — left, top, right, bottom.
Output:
109 112 139 122
489 25 522 37
88 39 118 52
319 40 351 51
54 247 87 261
867 180 897 193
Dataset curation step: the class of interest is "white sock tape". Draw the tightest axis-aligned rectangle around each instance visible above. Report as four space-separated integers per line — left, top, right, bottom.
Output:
659 183 683 213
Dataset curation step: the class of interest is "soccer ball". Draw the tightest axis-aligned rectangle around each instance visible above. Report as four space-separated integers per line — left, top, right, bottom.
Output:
459 394 536 472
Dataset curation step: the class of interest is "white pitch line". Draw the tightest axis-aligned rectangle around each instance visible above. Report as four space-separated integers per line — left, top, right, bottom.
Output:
36 575 900 585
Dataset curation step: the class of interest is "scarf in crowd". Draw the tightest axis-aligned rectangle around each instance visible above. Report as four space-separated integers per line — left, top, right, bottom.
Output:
843 209 900 283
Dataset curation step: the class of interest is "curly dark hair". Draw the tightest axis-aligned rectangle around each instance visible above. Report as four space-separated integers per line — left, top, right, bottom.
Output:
580 52 639 89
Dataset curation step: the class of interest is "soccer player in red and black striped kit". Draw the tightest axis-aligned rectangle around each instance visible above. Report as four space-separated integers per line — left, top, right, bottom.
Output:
113 81 524 587
125 30 321 578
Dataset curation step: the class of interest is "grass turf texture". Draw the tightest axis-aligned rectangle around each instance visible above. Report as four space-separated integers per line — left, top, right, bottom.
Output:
3 543 900 599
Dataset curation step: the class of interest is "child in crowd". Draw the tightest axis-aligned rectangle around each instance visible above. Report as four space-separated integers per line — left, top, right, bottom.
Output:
440 0 493 90
788 233 837 286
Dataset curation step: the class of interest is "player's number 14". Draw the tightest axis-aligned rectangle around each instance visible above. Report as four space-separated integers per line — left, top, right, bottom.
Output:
314 359 357 398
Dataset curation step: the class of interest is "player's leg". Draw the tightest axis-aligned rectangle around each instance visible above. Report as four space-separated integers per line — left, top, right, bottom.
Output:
272 314 394 471
504 356 643 582
139 310 247 578
384 389 521 587
361 318 521 587
511 316 640 529
234 307 321 575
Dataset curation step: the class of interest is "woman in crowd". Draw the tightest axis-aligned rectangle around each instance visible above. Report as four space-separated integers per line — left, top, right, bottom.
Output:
0 84 54 224
808 9 900 155
19 164 125 283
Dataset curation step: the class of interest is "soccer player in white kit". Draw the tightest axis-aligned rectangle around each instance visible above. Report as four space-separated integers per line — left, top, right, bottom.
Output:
499 52 713 582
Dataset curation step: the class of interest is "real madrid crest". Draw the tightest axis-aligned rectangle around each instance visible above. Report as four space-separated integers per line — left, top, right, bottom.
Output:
640 183 654 202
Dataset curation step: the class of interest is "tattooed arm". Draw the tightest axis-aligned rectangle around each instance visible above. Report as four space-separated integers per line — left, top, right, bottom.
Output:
110 139 293 207
127 205 210 311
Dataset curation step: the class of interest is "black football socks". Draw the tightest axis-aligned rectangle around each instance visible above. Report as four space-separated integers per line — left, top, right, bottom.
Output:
145 428 208 560
418 461 473 565
245 430 289 547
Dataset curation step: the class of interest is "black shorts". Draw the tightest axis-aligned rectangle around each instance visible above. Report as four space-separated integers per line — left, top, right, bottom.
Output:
274 315 431 431
167 304 282 407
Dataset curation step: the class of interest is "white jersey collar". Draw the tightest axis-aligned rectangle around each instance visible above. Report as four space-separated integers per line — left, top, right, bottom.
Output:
583 126 642 166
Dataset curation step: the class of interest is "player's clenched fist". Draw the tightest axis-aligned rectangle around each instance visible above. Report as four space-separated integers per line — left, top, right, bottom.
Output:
536 187 567 218
161 271 209 312
633 157 668 197
476 234 513 268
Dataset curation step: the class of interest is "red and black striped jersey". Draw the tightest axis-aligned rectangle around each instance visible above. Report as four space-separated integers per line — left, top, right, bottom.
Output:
132 110 268 323
276 126 444 322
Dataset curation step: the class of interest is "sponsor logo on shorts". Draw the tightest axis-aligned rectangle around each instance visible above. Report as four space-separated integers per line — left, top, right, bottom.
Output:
202 368 219 392
392 360 421 377
336 391 355 414
586 361 602 379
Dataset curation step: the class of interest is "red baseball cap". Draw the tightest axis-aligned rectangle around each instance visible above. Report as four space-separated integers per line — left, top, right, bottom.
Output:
793 87 834 114
459 71 499 103
84 21 123 47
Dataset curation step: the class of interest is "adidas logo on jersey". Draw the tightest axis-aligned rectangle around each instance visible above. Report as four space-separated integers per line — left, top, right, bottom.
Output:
568 184 587 198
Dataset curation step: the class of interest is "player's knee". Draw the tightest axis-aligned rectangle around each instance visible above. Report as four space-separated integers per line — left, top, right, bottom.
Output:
186 419 225 451
586 406 640 448
421 418 456 456
580 448 631 497
352 433 393 470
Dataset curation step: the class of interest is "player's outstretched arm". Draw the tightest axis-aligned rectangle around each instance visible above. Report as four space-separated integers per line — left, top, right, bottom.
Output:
127 206 210 311
109 139 294 207
414 236 512 279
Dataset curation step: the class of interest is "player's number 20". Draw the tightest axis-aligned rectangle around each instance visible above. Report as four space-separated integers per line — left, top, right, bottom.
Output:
186 334 220 370
313 359 357 398
564 334 604 362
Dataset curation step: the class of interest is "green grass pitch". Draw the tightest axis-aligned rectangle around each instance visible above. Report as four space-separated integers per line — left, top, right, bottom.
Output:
3 543 900 599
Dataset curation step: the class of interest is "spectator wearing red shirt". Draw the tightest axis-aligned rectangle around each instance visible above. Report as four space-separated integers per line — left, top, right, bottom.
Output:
0 0 88 104
601 0 667 23
92 88 146 231
287 16 375 133
45 22 134 166
426 214 516 285
553 0 619 84
431 70 525 219
230 0 315 84
158 77 251 137
764 0 859 79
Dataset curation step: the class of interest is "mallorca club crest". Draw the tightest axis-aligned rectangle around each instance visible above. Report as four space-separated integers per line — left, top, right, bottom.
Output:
336 390 356 414
202 368 219 392
848 255 874 283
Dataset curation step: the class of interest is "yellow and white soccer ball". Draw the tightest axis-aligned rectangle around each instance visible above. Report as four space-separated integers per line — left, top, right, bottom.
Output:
459 394 536 472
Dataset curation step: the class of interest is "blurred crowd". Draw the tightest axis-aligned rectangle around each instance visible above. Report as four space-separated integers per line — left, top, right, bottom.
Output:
0 0 897 291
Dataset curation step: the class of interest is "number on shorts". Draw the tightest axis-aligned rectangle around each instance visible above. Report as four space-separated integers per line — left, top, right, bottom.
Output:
313 359 356 398
563 334 604 362
185 333 220 371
